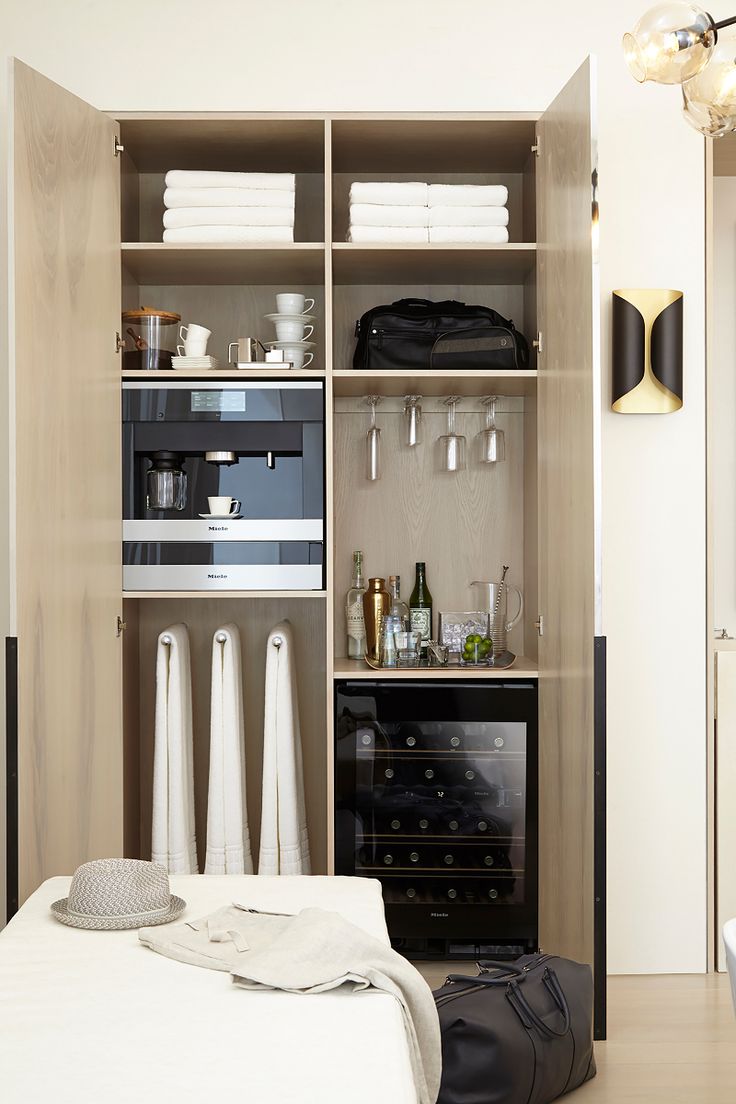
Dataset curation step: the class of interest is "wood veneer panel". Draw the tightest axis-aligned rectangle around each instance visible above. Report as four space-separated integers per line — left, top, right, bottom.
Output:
536 59 598 966
11 61 123 899
330 119 537 172
122 244 325 285
332 244 536 285
133 598 327 874
117 118 325 172
332 401 526 659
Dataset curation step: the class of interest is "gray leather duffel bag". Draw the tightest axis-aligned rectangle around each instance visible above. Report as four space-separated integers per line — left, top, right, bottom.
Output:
433 954 596 1104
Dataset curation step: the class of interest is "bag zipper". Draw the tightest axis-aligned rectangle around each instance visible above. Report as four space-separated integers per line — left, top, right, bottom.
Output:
435 954 556 1009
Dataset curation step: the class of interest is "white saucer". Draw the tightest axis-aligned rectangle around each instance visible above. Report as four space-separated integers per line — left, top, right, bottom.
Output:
266 339 316 350
264 312 315 324
198 512 242 520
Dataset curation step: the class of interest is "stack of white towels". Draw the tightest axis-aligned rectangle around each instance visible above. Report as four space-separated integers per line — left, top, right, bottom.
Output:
347 181 509 244
162 171 296 243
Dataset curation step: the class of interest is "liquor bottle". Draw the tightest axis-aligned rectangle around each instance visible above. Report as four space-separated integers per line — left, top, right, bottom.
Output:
345 550 366 659
363 577 390 663
380 575 410 667
409 561 433 655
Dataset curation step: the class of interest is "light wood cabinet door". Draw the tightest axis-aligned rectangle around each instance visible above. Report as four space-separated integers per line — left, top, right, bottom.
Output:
10 60 123 901
536 57 601 968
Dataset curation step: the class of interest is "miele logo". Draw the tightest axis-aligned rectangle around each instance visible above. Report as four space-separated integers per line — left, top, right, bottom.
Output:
208 573 228 579
430 912 449 919
208 525 228 532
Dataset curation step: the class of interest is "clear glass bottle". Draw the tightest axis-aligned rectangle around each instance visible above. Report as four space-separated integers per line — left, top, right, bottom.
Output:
380 575 410 667
409 561 433 656
345 550 366 659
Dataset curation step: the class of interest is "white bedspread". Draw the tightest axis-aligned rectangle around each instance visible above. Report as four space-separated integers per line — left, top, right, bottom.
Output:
0 875 416 1104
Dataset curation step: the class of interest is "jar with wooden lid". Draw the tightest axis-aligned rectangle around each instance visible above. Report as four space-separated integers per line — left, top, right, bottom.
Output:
121 307 181 371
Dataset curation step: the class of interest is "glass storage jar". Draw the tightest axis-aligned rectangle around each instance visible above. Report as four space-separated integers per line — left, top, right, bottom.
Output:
122 306 180 371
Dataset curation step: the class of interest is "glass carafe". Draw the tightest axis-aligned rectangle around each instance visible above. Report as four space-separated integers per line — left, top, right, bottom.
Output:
146 451 187 511
469 579 524 657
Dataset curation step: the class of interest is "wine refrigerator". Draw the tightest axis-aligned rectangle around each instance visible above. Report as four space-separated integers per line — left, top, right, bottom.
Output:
334 679 538 959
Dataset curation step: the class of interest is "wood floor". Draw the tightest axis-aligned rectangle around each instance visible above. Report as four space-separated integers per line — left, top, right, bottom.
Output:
420 968 736 1101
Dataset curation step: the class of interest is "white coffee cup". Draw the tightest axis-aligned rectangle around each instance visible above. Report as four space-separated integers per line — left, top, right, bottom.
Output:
178 341 208 357
208 496 241 516
274 320 314 342
276 293 315 315
280 344 314 370
179 323 211 356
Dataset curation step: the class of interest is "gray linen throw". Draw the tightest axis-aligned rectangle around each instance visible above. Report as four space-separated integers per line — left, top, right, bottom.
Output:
140 904 441 1104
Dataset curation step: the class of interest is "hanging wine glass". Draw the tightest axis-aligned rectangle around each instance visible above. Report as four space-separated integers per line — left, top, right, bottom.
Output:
365 395 382 481
402 395 423 447
439 396 466 472
477 396 505 463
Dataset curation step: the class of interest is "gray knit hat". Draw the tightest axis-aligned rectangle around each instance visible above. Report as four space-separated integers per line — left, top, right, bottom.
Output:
51 858 186 930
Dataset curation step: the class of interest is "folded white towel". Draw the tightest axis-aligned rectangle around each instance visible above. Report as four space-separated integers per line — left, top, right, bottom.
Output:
429 226 510 243
152 624 198 875
205 625 253 876
164 206 295 229
163 226 294 243
349 203 430 228
350 181 428 207
428 183 508 207
259 620 311 876
348 225 429 243
429 205 509 227
164 186 296 209
165 170 295 191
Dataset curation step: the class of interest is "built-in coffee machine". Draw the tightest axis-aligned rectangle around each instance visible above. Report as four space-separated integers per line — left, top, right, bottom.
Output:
123 379 324 591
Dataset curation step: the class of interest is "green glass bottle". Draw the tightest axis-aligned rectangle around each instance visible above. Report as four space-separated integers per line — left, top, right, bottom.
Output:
409 561 433 655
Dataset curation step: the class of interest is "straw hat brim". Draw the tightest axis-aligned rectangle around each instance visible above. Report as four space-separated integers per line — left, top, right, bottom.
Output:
50 894 186 930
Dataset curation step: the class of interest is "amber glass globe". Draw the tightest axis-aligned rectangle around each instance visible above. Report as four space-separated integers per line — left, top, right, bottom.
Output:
682 35 736 136
623 3 716 84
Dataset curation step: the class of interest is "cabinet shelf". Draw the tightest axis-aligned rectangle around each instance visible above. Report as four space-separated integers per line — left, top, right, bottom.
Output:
331 243 536 285
332 657 538 680
332 368 537 397
124 590 327 600
121 242 326 285
121 369 326 380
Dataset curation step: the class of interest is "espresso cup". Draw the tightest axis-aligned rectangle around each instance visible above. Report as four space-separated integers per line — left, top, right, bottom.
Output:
280 345 314 370
208 496 241 516
179 323 211 356
177 341 208 357
276 293 315 315
274 320 314 342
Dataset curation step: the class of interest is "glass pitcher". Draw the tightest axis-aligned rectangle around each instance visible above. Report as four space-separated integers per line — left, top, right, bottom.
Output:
469 579 524 657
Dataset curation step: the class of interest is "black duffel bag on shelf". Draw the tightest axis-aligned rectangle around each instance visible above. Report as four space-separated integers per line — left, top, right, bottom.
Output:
353 297 530 372
433 953 596 1104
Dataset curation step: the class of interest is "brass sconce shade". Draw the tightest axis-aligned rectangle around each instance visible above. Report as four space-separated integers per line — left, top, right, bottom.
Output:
612 289 683 414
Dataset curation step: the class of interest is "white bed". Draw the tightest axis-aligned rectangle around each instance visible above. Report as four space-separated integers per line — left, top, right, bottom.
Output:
0 874 417 1104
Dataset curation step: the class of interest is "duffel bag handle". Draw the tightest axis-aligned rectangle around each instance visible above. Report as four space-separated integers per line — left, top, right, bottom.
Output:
393 297 466 310
445 961 526 987
507 968 571 1039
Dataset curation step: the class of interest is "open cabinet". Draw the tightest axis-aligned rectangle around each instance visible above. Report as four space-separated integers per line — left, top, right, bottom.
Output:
6 57 603 1029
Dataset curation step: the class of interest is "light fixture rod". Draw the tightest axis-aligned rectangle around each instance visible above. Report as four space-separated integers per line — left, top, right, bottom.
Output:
714 14 736 30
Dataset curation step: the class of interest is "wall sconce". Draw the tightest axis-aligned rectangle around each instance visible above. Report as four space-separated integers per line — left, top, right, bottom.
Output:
612 289 683 414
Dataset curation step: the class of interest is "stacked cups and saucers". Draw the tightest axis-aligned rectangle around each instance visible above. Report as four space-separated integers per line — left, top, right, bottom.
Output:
264 292 316 369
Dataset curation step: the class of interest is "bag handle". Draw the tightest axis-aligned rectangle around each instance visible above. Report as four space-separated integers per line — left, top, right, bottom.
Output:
507 968 571 1039
445 961 525 987
393 297 466 309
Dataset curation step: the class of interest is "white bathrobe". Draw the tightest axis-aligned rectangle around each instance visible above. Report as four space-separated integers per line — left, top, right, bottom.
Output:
258 620 311 875
205 624 253 875
152 624 198 874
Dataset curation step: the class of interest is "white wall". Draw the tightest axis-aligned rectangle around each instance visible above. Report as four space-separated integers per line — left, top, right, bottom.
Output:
0 0 708 972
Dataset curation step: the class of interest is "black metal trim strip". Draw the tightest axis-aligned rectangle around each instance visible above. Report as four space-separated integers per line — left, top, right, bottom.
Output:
5 637 18 922
593 636 607 1040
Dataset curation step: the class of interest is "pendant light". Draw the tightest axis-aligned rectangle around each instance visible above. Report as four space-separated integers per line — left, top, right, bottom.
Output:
624 4 736 134
623 3 717 84
682 35 736 135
